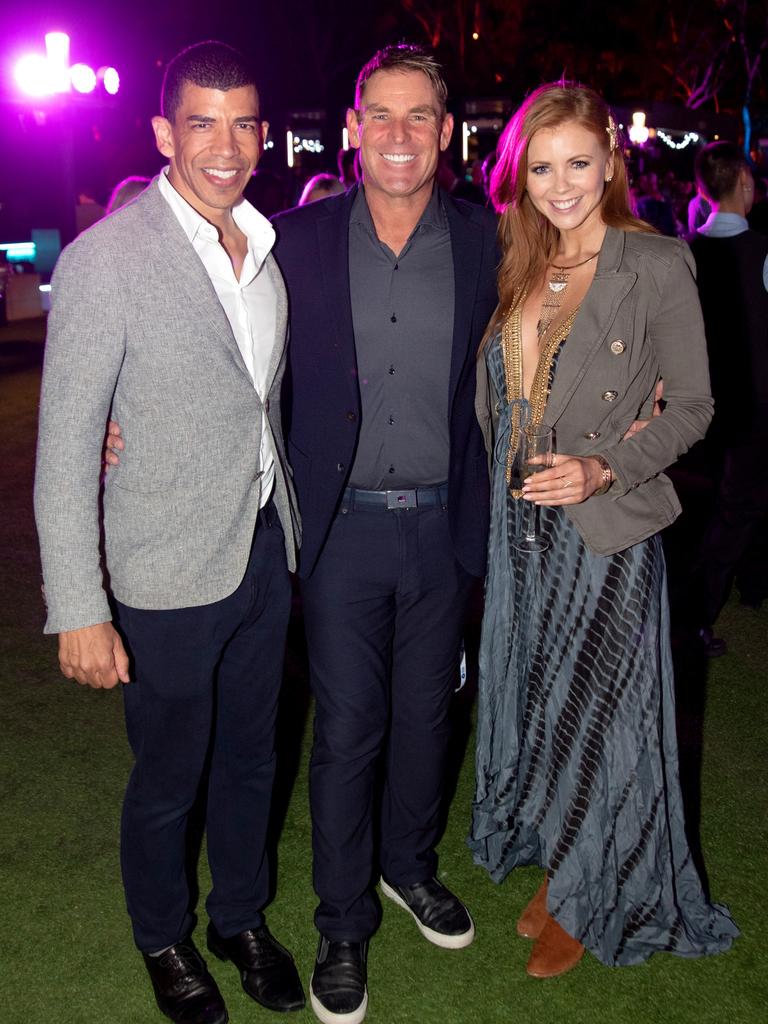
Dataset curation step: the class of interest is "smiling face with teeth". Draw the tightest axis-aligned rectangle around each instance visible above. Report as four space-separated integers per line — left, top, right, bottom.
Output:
525 120 614 241
346 69 453 211
152 82 267 226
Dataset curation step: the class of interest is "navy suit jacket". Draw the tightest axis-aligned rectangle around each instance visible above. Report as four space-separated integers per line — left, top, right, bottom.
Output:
273 186 498 580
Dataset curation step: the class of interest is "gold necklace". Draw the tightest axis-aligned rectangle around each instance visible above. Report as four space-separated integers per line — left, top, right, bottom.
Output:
501 301 579 494
536 251 598 340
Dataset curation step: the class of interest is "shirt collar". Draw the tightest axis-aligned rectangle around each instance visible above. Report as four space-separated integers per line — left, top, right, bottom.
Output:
158 167 275 267
419 186 447 229
350 183 447 233
697 210 749 236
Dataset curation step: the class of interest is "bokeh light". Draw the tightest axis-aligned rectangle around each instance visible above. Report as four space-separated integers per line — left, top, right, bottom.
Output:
101 67 120 95
45 31 71 93
70 63 97 94
14 54 54 97
629 111 650 145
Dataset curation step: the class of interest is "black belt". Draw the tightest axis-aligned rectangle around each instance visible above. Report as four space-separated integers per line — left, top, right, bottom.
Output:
341 483 448 511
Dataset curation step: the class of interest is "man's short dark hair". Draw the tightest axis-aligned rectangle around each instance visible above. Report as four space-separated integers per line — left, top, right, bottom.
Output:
695 141 749 203
354 44 448 115
161 41 258 123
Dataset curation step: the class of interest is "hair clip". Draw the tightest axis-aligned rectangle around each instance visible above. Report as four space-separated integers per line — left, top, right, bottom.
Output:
606 114 618 152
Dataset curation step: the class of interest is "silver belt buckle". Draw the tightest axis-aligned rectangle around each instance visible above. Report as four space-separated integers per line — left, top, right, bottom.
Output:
386 489 417 510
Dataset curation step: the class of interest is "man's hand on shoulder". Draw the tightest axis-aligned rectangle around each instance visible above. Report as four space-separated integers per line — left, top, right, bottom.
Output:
104 419 124 469
58 622 131 689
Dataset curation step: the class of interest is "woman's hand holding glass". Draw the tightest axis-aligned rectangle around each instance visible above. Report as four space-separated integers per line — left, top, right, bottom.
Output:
521 453 607 505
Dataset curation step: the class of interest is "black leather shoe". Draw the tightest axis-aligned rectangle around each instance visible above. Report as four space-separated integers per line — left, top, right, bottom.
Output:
207 923 305 1012
381 877 475 949
309 936 368 1024
142 939 228 1024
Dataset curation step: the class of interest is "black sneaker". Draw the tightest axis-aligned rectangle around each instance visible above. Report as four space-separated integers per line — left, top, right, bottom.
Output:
380 877 475 949
142 939 228 1024
309 935 368 1024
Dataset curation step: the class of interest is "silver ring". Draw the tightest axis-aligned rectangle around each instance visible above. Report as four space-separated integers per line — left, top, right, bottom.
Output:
563 479 573 488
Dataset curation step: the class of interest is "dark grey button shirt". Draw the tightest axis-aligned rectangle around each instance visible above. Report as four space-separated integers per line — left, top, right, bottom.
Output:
347 186 454 489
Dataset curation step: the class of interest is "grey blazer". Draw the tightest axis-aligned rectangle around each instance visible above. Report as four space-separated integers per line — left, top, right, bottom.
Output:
476 227 713 556
34 178 300 633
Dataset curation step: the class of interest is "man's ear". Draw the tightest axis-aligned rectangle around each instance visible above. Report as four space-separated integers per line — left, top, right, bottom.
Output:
439 113 454 152
738 166 753 190
152 115 175 159
346 107 362 150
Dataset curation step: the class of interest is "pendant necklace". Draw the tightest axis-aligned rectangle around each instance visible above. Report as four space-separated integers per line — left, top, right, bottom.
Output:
536 250 599 341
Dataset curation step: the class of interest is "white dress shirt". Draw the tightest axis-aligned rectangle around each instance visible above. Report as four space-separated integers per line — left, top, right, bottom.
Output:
158 169 278 505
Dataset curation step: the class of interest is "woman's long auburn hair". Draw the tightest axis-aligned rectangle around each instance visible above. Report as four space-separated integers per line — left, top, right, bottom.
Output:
485 82 650 340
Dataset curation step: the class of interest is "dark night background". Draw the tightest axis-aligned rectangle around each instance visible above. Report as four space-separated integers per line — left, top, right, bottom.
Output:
1 1 766 243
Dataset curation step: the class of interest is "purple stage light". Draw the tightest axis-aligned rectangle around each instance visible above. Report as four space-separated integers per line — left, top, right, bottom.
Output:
14 53 54 97
70 63 97 94
14 34 119 102
100 66 120 95
45 31 71 93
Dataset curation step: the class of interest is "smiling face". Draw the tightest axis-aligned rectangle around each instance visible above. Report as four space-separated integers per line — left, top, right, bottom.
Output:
152 81 267 223
525 120 613 236
346 69 453 208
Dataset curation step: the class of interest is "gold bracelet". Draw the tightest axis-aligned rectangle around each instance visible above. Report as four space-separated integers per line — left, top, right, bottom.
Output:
592 454 613 496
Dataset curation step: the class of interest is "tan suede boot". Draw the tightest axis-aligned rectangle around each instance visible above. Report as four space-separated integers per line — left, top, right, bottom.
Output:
516 879 549 939
526 915 584 978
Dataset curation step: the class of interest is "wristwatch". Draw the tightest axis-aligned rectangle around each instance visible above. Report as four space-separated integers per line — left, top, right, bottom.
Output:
592 454 613 496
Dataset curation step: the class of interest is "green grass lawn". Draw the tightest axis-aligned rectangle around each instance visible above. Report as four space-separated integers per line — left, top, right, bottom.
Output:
1 336 766 1023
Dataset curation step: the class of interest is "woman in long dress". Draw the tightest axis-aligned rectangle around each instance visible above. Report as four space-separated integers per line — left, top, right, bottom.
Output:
469 83 739 978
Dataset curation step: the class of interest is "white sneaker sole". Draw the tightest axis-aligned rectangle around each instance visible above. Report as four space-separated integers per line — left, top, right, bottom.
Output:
309 978 368 1024
380 879 475 949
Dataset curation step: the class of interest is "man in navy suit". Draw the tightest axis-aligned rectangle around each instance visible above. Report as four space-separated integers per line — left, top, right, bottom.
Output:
273 45 498 1024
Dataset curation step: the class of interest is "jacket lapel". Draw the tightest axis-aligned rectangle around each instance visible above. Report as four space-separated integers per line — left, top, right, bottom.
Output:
139 181 252 382
316 190 359 400
542 227 636 426
263 254 288 396
444 194 484 409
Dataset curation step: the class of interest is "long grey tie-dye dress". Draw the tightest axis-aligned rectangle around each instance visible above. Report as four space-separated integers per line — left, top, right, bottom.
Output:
469 335 739 966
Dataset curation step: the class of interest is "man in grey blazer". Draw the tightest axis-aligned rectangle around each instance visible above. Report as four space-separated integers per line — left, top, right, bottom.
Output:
34 42 304 1024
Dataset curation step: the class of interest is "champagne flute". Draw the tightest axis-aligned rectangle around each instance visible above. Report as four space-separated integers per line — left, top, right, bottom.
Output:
513 424 553 553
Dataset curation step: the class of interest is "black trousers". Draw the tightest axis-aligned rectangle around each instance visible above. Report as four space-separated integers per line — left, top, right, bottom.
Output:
301 502 474 941
695 438 768 625
115 506 291 952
